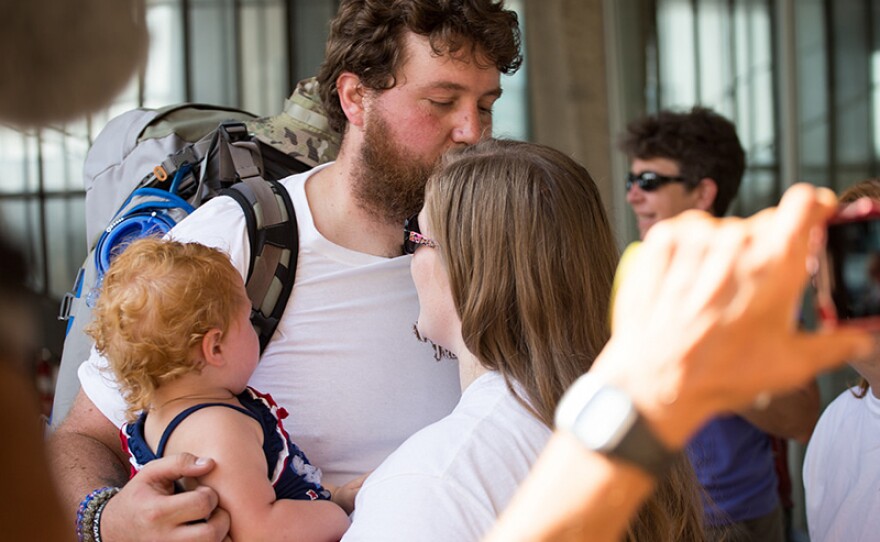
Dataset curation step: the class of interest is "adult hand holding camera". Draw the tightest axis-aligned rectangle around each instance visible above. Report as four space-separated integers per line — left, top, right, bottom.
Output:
488 183 874 542
601 182 872 449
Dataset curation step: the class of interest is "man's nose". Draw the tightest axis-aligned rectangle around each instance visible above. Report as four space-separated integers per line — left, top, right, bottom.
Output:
451 106 485 145
626 183 643 203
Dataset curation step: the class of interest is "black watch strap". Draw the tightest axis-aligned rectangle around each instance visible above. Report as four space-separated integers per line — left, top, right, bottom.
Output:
555 374 677 478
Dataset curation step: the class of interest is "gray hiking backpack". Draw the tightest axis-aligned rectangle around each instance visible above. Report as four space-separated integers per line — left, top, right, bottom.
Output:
52 78 340 427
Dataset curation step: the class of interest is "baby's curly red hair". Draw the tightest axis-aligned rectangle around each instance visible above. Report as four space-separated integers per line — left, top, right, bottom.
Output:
87 238 248 420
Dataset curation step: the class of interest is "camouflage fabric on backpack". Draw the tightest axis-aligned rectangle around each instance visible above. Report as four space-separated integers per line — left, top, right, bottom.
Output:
248 77 339 169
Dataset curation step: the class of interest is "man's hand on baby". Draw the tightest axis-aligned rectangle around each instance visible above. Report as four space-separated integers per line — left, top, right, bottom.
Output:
101 453 231 542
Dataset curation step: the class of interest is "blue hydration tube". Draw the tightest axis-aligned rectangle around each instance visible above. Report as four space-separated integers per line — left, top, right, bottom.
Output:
91 165 197 295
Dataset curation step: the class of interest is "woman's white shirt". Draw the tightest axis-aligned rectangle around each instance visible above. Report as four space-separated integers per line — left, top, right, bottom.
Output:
343 371 551 542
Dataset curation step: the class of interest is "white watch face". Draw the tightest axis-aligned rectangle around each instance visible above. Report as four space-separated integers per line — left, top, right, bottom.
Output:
572 386 638 451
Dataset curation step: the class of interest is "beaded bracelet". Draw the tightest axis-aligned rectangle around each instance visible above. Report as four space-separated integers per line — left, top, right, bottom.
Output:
76 486 120 542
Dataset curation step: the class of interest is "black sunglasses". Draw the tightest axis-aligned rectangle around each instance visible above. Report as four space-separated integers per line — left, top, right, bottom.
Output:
626 171 690 192
403 214 438 255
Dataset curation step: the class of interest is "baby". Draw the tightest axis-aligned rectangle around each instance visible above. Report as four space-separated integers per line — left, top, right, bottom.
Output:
88 237 354 541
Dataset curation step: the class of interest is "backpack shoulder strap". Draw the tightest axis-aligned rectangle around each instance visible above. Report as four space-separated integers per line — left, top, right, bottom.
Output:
222 176 298 354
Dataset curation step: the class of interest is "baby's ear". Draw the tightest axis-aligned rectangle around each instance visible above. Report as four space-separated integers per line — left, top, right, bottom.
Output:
200 328 225 366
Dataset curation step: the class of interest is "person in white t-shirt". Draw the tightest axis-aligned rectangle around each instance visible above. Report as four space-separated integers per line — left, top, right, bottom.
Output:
803 178 880 541
47 2 523 540
342 139 704 542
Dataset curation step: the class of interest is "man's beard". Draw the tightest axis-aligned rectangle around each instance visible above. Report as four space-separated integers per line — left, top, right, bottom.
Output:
354 112 437 226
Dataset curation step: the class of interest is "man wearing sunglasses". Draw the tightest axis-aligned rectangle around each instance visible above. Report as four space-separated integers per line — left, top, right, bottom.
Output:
619 106 818 542
620 106 745 240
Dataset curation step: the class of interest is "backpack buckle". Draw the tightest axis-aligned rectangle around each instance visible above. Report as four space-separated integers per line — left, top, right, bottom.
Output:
58 267 85 322
58 292 74 321
220 121 250 143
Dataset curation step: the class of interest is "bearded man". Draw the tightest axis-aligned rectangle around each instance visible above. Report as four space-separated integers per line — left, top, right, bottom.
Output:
47 1 522 540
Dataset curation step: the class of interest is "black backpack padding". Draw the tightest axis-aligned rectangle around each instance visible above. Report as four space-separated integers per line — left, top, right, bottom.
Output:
212 120 301 353
221 169 299 353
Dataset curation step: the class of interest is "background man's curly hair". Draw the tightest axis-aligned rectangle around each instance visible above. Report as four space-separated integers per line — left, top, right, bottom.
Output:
619 106 746 217
86 238 248 420
317 0 522 134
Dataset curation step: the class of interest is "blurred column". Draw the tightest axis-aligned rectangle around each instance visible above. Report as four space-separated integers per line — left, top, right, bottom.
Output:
523 0 615 227
524 0 651 246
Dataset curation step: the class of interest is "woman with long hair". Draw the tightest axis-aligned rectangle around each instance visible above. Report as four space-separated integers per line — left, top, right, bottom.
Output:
343 138 703 541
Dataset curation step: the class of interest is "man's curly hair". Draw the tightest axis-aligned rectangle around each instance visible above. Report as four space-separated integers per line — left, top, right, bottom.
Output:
619 106 746 217
316 0 522 134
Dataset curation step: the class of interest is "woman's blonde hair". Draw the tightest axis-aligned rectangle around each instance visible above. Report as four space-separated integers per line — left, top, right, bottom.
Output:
86 238 248 420
426 138 617 426
426 138 704 541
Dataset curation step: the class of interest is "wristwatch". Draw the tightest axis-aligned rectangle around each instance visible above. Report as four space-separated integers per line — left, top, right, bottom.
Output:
555 373 676 478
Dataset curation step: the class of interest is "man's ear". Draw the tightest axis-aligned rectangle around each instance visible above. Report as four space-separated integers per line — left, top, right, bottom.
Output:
200 328 225 367
694 178 719 213
336 72 366 128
